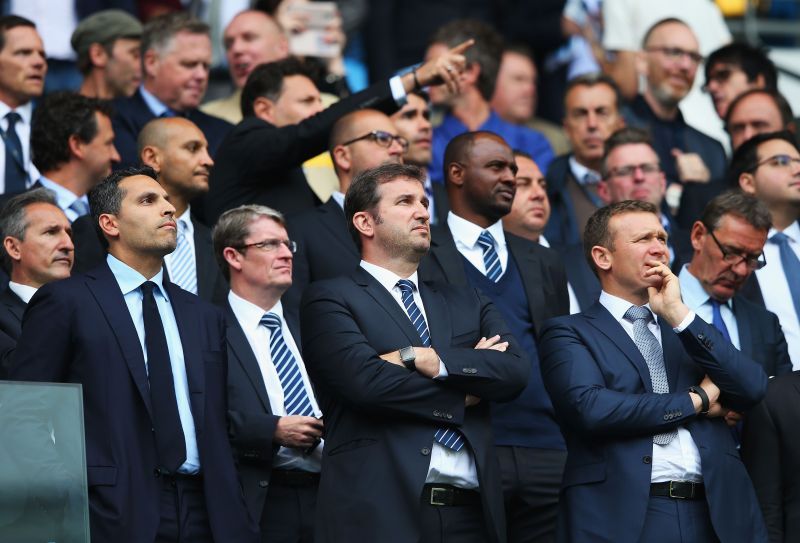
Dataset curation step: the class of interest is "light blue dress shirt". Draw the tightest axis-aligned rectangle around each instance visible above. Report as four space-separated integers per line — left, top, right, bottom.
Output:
38 176 89 222
107 253 200 474
678 265 740 350
139 86 172 117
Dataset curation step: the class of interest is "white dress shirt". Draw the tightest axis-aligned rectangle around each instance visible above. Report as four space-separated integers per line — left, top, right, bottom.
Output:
0 101 39 193
359 260 479 489
447 212 508 278
8 281 37 304
599 291 702 483
678 265 740 350
539 235 581 314
755 222 800 369
228 291 323 472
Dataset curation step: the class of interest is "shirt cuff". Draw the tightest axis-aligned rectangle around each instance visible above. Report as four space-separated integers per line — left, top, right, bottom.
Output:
389 75 408 107
435 357 448 379
672 311 696 333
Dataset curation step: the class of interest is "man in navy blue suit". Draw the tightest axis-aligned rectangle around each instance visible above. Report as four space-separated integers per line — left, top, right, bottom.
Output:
9 167 257 543
539 200 768 543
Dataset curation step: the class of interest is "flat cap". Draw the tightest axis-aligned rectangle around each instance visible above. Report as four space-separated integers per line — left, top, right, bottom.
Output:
71 9 143 55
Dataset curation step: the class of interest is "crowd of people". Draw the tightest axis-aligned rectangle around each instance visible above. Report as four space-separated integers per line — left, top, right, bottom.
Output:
0 3 797 543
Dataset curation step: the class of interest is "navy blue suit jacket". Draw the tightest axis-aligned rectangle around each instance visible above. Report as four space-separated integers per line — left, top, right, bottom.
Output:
539 302 768 543
300 268 529 543
9 262 257 543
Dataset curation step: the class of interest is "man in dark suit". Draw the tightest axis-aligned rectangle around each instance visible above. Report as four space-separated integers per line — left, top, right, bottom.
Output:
678 190 792 378
213 204 323 542
539 200 768 543
418 132 569 542
742 371 800 542
301 163 528 543
206 41 471 222
111 12 232 170
285 109 406 313
8 167 258 543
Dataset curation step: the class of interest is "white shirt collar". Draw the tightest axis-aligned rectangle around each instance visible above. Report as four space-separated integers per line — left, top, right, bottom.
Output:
769 220 800 242
678 264 732 311
447 211 506 250
228 289 284 331
538 235 550 248
568 155 601 185
599 290 658 324
8 281 37 304
360 260 419 293
176 205 194 236
0 101 33 125
331 191 345 210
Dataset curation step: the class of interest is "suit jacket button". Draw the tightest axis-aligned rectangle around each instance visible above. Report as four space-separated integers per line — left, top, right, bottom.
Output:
259 480 268 488
643 455 652 464
421 448 430 456
698 333 705 340
433 410 441 417
663 414 669 420
446 413 453 420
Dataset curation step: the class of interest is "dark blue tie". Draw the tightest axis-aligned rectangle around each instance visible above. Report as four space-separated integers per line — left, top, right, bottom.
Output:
4 112 27 194
770 232 800 322
396 279 464 452
140 281 187 473
477 230 502 282
709 299 731 342
261 313 315 417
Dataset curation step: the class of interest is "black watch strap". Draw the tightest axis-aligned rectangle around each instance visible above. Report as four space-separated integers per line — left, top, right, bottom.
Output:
399 346 416 371
689 385 709 415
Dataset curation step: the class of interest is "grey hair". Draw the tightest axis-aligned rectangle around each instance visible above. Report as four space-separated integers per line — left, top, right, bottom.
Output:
0 188 59 272
212 204 286 280
141 12 209 57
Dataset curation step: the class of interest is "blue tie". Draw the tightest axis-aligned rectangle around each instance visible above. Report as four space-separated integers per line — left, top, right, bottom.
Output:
168 218 198 294
261 313 315 417
4 112 27 194
477 230 502 282
69 198 90 219
709 299 731 342
396 279 464 452
770 232 800 322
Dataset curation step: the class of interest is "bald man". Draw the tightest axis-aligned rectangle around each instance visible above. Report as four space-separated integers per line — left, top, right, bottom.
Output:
284 109 406 313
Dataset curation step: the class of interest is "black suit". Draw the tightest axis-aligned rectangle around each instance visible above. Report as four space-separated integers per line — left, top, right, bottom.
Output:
548 241 600 312
733 295 793 378
111 89 233 170
742 371 800 542
300 267 528 543
206 79 402 222
0 287 23 378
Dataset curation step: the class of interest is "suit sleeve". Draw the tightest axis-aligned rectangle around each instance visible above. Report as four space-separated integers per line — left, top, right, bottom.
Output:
741 394 785 543
539 319 697 437
300 281 467 424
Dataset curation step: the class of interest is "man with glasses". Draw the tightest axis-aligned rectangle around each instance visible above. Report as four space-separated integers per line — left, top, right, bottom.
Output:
284 109 406 314
623 18 728 228
597 128 694 270
213 204 323 543
730 131 800 368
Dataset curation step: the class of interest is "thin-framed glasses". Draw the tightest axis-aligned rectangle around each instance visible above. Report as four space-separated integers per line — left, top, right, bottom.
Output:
341 130 409 152
704 226 766 270
749 154 800 172
645 46 704 65
235 238 297 253
605 162 661 180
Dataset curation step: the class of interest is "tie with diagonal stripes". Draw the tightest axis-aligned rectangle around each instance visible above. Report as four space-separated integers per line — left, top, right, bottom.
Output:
477 230 502 282
396 279 464 452
623 305 678 445
261 313 315 417
168 218 198 294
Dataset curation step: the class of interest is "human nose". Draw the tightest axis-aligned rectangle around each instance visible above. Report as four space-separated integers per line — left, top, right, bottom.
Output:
61 231 75 252
110 145 121 164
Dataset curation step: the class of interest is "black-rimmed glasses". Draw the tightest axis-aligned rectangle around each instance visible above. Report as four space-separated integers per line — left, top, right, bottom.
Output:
704 226 766 270
341 130 409 152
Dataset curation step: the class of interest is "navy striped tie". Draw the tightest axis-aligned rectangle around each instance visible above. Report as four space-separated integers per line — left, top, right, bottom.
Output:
396 279 464 452
168 218 198 294
477 230 502 282
261 313 315 417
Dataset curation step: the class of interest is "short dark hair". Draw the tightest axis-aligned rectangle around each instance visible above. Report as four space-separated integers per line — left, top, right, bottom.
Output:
442 130 507 183
0 15 35 52
31 92 115 173
141 12 208 56
431 19 504 101
344 163 425 249
641 17 689 48
584 200 658 275
212 204 285 281
705 43 777 91
240 56 315 118
0 187 58 273
89 166 159 243
727 130 799 188
700 190 772 233
601 127 655 178
725 88 794 134
564 72 622 113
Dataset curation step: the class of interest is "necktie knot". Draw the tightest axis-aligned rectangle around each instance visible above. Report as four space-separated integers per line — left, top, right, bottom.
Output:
260 312 282 332
771 231 790 247
477 230 496 251
140 280 157 298
624 305 653 324
5 111 20 127
396 279 416 296
69 198 90 218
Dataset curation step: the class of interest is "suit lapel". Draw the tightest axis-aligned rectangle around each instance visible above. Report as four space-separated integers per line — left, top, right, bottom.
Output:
428 225 469 286
319 200 359 257
419 281 452 350
585 302 654 392
733 296 754 356
355 268 425 346
225 304 272 414
85 263 153 417
0 288 25 323
506 234 546 335
192 217 214 299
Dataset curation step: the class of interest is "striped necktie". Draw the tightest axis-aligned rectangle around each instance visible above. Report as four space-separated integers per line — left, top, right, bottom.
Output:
396 279 465 452
168 218 197 294
261 313 315 417
770 231 800 321
477 230 502 282
4 112 26 194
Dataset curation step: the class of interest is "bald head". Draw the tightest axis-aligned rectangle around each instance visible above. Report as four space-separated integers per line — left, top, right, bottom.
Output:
224 9 288 89
639 18 701 110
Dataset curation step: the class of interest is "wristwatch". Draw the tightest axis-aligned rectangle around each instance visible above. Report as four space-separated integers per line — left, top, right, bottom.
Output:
689 385 709 415
399 346 416 371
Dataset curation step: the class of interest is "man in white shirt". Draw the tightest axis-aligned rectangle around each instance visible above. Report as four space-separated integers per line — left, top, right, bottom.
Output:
213 204 323 543
539 199 768 542
300 162 527 543
0 15 46 195
730 130 800 369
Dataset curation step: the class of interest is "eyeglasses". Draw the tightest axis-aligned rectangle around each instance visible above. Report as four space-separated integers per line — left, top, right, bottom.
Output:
235 238 297 253
646 46 704 65
702 67 734 92
605 162 661 180
748 154 800 172
704 226 767 270
341 130 409 152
